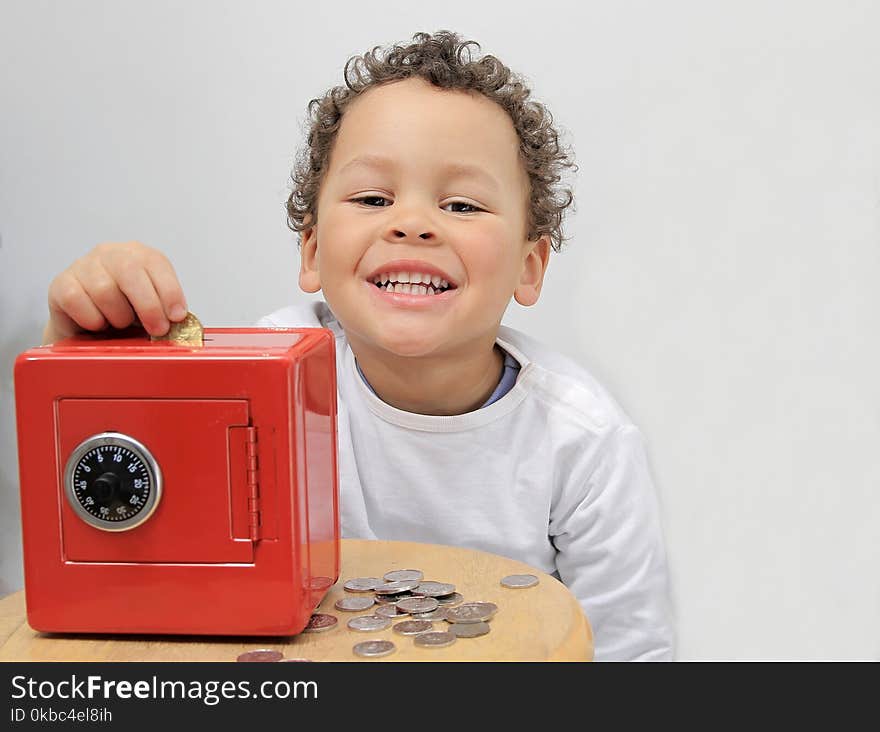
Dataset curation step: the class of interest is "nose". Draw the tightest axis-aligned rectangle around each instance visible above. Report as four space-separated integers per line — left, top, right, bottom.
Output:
382 202 438 244
392 229 433 241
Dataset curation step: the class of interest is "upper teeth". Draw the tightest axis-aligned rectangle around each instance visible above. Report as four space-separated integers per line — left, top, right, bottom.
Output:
372 272 449 289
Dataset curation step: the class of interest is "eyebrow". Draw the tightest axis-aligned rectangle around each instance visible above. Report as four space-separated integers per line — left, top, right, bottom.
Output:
337 154 500 193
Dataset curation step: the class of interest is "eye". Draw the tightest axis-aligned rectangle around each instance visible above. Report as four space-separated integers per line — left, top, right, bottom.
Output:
443 201 483 213
351 195 391 207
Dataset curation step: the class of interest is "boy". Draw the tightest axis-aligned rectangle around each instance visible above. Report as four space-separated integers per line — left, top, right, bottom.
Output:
42 31 674 660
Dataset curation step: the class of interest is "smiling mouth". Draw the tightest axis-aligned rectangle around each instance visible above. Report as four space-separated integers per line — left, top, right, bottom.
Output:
371 271 456 296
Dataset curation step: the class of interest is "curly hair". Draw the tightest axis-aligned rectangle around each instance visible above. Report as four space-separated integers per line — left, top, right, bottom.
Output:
286 30 577 252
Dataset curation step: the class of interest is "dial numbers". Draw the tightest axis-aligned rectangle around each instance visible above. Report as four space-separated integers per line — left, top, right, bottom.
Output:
71 445 152 523
64 432 162 532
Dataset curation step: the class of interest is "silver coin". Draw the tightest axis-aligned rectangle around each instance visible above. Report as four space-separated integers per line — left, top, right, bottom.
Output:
375 604 406 619
393 619 434 636
334 596 376 612
347 615 392 632
413 581 455 597
353 640 396 658
375 591 414 604
343 577 383 593
237 649 283 662
445 602 498 623
501 573 539 589
396 596 439 614
414 631 457 648
375 579 421 594
435 592 464 607
411 607 448 621
448 621 491 638
383 569 424 583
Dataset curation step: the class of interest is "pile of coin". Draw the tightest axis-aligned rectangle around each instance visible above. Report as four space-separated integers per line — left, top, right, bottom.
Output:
335 568 534 658
234 570 538 661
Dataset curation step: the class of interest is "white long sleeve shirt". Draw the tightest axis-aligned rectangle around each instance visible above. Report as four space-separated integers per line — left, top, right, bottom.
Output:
257 301 675 660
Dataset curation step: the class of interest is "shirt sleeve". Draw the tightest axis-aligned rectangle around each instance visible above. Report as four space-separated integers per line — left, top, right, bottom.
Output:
550 424 675 661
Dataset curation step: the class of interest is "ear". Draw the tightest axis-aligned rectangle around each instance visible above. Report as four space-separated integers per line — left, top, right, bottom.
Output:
513 234 551 306
298 218 321 293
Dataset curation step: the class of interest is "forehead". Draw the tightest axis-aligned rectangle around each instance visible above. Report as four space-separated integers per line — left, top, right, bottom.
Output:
329 78 525 189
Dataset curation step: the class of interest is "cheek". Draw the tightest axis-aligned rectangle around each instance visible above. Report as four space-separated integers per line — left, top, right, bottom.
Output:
316 214 365 277
461 227 521 281
316 250 349 287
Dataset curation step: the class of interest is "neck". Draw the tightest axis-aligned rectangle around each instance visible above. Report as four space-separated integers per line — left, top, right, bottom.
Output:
349 337 505 416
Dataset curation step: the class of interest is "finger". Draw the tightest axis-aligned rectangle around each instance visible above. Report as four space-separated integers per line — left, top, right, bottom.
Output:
74 258 144 331
101 258 171 336
142 250 188 322
46 273 108 336
43 307 82 343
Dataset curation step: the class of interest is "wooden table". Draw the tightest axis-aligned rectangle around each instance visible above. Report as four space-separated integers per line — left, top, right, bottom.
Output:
0 539 592 662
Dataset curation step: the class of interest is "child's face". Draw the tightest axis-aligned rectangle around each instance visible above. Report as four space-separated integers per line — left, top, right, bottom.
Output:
299 77 550 360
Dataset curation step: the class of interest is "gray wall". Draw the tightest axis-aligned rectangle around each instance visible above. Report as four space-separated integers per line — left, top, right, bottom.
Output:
2 0 878 659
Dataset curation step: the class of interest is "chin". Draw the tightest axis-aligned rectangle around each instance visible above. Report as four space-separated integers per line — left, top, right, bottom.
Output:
373 334 445 359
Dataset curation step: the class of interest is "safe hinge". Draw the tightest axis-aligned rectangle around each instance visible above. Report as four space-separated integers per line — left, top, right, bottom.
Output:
245 426 261 541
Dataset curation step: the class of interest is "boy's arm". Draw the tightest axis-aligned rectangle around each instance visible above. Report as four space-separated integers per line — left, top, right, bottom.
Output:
551 424 675 661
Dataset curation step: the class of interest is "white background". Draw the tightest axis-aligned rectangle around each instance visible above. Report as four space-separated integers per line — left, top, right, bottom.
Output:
1 0 878 660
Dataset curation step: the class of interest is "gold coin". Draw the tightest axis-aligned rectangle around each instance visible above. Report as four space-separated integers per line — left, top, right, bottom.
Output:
151 311 203 346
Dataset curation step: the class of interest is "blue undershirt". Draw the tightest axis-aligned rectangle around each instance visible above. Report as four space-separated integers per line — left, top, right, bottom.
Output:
355 348 521 409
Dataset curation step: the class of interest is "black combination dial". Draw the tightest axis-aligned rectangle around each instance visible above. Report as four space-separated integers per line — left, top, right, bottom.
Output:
64 432 162 531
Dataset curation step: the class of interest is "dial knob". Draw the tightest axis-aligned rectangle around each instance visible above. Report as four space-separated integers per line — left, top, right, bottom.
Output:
64 432 162 531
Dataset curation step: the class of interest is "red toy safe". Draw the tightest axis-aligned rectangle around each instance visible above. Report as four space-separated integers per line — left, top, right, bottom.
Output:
13 326 339 636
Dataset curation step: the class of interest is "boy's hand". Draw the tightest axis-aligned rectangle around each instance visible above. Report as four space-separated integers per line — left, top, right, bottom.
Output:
42 241 188 345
